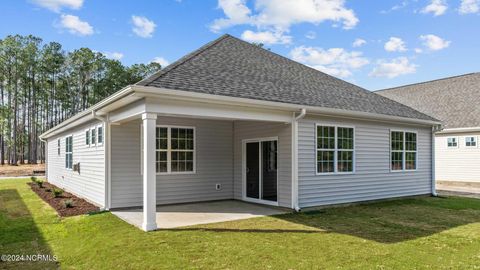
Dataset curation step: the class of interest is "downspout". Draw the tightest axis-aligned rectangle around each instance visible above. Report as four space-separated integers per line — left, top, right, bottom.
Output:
39 137 47 180
431 125 440 197
93 111 111 210
292 108 306 212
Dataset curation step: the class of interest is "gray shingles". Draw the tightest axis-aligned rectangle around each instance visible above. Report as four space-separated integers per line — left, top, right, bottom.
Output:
377 73 480 129
137 34 437 122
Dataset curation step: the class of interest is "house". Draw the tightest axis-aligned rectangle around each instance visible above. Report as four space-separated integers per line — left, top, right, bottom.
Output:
377 73 480 187
40 34 441 231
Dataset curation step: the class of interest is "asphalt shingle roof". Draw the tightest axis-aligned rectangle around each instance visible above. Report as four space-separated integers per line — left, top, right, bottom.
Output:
137 34 437 122
376 73 480 129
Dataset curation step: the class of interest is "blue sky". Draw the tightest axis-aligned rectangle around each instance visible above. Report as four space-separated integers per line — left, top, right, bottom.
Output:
1 0 479 90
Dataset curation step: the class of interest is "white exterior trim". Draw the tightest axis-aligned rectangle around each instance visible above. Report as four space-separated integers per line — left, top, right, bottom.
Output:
446 136 459 148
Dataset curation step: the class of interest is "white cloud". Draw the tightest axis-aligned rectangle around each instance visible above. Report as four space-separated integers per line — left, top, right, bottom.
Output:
241 30 292 44
305 31 316 39
104 52 124 60
152 57 169 67
369 57 417 78
290 46 369 78
384 37 407 52
352 38 366 47
131 15 156 38
459 0 480 14
421 0 448 16
414 48 423 53
210 0 359 35
32 0 83 12
58 14 93 36
420 34 451 51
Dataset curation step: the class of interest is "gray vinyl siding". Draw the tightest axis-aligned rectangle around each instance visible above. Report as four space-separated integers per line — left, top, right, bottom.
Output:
46 120 105 206
110 117 234 208
233 121 292 208
298 115 432 208
435 132 480 183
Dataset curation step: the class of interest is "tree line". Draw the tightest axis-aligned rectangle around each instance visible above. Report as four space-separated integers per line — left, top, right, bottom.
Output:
0 34 161 165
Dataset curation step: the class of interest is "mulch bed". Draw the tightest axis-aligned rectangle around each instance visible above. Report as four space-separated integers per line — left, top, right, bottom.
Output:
28 181 100 217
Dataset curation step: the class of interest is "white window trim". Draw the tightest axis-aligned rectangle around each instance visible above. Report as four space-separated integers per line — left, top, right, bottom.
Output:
464 136 477 148
97 124 104 146
447 136 459 148
85 128 90 147
315 123 356 175
90 127 97 146
65 134 73 170
390 129 418 173
141 125 196 175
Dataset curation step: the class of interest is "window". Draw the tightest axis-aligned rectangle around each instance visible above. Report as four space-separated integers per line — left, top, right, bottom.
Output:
85 129 90 146
447 137 458 148
91 128 96 145
65 136 73 169
465 136 477 147
391 131 417 171
57 139 60 155
170 127 195 172
316 125 354 174
142 126 195 174
97 126 103 145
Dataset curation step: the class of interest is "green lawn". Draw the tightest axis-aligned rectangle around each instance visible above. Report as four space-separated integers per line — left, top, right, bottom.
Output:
1 179 480 269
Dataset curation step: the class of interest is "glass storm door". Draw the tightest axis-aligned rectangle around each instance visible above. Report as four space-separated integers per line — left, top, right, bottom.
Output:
245 140 278 204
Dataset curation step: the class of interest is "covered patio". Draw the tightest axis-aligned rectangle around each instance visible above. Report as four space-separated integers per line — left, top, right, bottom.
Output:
103 89 297 231
111 200 287 229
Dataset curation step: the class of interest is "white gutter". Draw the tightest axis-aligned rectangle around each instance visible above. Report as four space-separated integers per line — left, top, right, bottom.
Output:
436 126 480 134
39 85 133 139
291 108 306 211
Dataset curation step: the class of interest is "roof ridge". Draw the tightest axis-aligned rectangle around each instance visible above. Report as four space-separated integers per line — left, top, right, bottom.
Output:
136 34 231 86
375 72 480 92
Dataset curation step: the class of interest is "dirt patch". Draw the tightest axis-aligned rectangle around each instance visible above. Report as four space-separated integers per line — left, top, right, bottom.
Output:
0 164 45 177
28 181 99 217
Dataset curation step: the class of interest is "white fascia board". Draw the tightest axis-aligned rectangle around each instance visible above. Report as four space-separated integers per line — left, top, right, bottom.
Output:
436 126 480 134
133 85 442 126
108 99 147 123
40 86 134 139
144 97 292 123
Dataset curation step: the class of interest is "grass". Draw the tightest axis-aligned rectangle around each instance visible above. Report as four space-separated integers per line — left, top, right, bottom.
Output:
1 178 480 269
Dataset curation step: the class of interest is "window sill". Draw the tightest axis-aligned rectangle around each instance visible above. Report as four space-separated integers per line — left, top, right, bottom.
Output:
390 169 417 173
315 172 355 176
156 171 196 176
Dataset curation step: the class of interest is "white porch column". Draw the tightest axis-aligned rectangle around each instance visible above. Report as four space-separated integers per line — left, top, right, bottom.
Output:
142 112 157 231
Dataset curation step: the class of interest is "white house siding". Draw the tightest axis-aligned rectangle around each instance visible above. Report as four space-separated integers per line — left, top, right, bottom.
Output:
435 132 480 183
110 116 234 208
298 115 432 208
46 120 105 206
233 121 292 208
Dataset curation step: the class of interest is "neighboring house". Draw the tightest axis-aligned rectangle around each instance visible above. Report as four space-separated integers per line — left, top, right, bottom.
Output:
40 34 440 231
377 73 480 186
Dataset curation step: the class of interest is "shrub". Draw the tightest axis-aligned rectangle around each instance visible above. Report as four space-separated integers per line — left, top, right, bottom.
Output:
30 176 37 183
63 199 74 208
37 180 44 188
45 188 51 192
53 188 64 198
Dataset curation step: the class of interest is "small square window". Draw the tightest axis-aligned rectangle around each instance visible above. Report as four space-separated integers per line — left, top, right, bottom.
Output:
465 136 476 147
447 137 458 148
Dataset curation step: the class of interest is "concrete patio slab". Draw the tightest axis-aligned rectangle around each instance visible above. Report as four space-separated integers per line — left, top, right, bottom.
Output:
111 200 288 229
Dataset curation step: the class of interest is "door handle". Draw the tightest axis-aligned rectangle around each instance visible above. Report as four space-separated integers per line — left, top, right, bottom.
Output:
246 167 249 173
